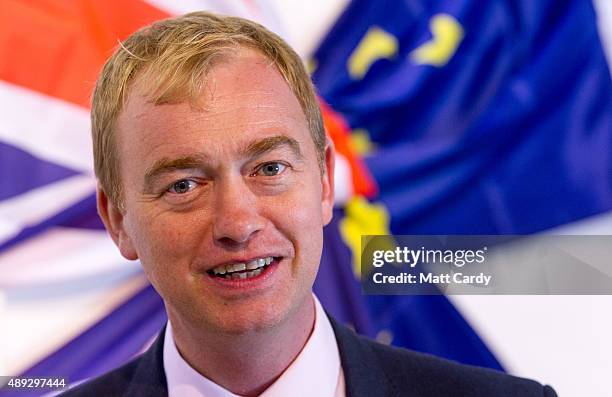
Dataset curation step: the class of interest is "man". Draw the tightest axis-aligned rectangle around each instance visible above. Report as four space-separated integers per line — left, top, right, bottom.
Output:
62 11 556 397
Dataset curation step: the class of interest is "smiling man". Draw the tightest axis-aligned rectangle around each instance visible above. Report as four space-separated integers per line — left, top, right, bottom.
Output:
61 11 556 397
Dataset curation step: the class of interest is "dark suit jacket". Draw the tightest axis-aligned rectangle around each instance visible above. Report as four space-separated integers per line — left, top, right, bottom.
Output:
60 317 557 396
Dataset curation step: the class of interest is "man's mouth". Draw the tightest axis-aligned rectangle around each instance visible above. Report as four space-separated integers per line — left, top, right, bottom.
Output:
207 256 276 280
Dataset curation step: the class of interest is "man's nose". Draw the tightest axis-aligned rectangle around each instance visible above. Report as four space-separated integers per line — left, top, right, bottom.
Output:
212 178 265 245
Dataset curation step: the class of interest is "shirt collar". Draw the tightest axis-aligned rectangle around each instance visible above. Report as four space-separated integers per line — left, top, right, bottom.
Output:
163 294 342 397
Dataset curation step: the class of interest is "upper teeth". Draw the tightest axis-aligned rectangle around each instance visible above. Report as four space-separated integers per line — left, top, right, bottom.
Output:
212 257 273 275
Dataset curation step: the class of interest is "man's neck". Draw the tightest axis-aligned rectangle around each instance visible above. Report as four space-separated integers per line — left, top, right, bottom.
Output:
168 296 316 396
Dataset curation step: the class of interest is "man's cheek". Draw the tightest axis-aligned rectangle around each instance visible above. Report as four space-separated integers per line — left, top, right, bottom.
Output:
286 188 323 223
134 227 183 271
286 204 319 229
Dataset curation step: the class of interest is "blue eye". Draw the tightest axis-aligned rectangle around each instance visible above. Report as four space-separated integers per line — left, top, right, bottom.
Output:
256 162 287 176
168 179 197 194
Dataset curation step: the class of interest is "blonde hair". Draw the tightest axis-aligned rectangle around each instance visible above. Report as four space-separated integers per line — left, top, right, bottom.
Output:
91 11 324 209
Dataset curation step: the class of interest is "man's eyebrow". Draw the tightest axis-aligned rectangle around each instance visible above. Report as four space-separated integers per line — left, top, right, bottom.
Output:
143 154 207 189
243 135 303 160
142 136 302 189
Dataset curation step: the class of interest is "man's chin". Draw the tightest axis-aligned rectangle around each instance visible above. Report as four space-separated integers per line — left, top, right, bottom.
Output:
217 315 283 335
172 298 291 336
166 285 313 337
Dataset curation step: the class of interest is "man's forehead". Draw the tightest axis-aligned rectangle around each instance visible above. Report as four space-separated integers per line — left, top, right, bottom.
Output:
114 47 312 172
128 49 286 108
119 98 306 146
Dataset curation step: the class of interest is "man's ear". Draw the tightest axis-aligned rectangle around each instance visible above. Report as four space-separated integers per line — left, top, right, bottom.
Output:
96 186 138 260
321 137 335 226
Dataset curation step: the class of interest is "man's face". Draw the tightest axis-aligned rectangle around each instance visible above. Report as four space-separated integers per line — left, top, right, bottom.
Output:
106 49 334 335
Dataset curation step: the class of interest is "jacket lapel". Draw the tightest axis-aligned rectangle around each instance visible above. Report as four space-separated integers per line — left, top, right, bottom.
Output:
125 327 169 397
329 316 398 397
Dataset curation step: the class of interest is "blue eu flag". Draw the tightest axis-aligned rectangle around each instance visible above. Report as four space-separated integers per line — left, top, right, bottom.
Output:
313 0 612 234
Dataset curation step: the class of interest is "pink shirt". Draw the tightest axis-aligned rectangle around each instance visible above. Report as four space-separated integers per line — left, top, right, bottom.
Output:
163 295 346 397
